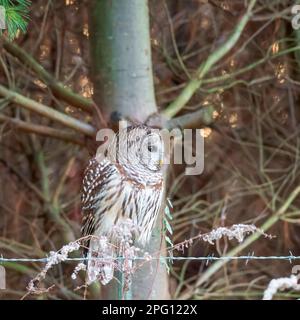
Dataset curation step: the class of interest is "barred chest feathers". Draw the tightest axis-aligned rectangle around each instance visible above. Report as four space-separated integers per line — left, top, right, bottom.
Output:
81 157 164 246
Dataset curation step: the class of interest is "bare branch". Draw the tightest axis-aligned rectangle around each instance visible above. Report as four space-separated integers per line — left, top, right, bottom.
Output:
0 85 96 137
165 106 215 129
2 39 94 114
0 114 85 146
163 0 257 118
146 106 214 130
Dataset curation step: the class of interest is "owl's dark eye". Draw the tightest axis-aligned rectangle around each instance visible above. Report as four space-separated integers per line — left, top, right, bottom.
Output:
148 144 157 152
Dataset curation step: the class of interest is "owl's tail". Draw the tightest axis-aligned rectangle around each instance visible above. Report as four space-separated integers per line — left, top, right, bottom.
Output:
86 236 116 285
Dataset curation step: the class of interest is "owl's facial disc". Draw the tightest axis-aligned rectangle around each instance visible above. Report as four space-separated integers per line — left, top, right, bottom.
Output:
139 132 164 172
110 126 164 176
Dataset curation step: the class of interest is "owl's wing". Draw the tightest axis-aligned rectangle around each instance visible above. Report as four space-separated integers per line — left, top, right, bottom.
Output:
81 157 121 284
81 157 112 256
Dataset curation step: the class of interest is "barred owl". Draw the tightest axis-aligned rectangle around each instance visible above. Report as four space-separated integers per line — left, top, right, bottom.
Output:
81 125 164 284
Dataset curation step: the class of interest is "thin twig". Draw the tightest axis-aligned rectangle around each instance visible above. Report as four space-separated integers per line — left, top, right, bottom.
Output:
35 150 75 244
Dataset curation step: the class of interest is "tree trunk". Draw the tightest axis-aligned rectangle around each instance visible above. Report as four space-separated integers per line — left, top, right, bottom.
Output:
89 0 157 126
88 0 170 300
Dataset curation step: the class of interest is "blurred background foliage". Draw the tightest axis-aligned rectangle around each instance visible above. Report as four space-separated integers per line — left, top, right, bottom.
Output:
0 0 300 299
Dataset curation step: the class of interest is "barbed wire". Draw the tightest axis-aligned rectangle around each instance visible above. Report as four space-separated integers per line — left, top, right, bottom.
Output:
1 253 300 264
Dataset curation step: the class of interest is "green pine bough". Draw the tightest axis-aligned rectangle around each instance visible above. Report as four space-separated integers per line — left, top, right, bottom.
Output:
0 0 30 39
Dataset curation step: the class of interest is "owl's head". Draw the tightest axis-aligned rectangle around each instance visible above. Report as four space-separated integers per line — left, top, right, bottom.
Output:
107 125 164 184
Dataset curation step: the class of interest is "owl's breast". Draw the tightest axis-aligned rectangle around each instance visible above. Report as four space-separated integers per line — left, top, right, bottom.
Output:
95 167 163 245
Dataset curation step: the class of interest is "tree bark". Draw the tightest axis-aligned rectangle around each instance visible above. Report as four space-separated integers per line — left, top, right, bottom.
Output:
89 0 157 126
88 0 170 300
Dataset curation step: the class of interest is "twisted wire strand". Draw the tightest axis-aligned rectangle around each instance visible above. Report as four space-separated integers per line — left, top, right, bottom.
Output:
1 254 300 263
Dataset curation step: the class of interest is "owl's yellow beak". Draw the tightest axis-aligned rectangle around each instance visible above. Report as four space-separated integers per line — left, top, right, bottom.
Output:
159 159 164 166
